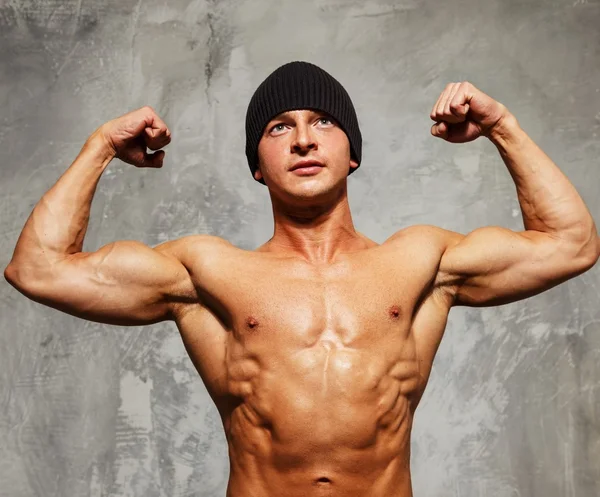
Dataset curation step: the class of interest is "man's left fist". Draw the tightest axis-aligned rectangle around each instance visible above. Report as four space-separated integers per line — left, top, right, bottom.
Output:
430 82 508 143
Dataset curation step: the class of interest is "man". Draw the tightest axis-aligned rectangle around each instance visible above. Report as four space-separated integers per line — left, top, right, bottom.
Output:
4 61 599 496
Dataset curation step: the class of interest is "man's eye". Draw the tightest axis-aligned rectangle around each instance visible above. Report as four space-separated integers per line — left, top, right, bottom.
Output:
319 118 332 125
271 124 286 132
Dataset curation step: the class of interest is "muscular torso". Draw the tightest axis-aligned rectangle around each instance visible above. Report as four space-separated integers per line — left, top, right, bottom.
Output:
172 228 455 497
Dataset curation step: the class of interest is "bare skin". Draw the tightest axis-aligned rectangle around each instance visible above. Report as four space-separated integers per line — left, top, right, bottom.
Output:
5 82 600 497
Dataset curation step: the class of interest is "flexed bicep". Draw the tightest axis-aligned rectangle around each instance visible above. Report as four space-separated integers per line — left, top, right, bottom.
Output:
436 226 596 307
7 237 198 326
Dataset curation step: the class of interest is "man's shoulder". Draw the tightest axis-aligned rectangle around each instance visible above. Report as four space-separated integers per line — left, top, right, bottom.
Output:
383 224 465 259
383 225 467 304
155 233 229 250
179 234 235 249
384 224 465 247
153 234 240 264
384 224 464 249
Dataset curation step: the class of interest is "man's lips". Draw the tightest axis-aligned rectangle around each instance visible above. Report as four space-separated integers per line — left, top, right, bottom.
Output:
290 160 324 171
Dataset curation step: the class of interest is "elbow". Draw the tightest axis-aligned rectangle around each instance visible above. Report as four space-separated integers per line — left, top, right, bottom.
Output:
586 228 600 265
4 262 18 287
561 219 600 271
591 235 600 268
4 263 37 300
4 261 45 296
573 233 600 273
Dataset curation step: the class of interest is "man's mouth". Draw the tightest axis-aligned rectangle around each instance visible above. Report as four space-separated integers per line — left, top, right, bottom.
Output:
290 160 324 171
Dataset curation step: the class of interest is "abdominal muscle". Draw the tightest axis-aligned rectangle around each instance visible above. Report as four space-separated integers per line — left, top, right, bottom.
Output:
222 334 421 497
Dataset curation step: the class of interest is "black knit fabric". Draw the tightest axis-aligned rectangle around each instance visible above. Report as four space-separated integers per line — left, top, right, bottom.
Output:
245 61 362 185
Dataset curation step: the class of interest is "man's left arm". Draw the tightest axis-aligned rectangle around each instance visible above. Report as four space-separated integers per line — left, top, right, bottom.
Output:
430 82 600 307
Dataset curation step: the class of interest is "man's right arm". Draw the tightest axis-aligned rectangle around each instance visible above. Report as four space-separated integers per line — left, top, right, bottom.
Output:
4 107 199 326
5 237 199 326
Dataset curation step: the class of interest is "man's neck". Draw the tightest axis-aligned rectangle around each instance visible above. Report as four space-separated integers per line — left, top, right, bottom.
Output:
264 190 368 264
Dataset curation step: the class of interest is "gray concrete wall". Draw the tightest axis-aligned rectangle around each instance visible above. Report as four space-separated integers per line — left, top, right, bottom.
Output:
1 0 599 496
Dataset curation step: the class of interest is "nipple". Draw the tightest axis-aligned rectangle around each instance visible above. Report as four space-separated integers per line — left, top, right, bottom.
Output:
246 316 259 329
389 305 401 319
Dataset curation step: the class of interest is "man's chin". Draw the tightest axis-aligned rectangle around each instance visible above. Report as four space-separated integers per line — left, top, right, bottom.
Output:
268 169 346 195
285 176 345 203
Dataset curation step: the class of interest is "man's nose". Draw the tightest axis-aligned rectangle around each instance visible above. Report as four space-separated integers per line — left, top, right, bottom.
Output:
291 123 317 154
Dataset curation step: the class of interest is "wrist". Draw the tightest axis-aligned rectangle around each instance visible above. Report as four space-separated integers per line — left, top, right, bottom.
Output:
82 127 117 168
487 111 522 148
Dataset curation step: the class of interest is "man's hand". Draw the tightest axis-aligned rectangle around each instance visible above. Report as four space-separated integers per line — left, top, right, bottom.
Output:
96 106 172 168
430 82 508 143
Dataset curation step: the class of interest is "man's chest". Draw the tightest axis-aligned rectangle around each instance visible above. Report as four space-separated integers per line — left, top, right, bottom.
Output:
195 246 442 347
175 239 450 406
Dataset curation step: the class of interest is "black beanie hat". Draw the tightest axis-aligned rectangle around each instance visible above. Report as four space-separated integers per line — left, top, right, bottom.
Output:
245 61 362 185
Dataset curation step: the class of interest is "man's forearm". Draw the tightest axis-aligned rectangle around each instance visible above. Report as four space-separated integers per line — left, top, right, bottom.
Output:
489 113 598 248
7 130 114 274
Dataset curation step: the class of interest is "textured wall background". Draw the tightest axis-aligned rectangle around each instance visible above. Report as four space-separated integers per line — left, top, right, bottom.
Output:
1 0 599 496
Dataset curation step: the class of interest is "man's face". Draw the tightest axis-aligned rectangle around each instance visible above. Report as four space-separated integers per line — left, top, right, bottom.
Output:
255 109 358 200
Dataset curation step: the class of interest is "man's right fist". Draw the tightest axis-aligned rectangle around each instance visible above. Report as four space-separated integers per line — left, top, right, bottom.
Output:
97 106 171 168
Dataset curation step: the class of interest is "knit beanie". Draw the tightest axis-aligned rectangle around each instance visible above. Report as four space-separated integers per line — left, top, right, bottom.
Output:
245 61 362 185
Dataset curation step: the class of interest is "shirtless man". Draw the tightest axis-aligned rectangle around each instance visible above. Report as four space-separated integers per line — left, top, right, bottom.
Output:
4 61 599 497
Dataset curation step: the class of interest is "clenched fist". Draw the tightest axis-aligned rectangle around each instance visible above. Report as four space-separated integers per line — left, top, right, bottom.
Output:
96 106 171 168
430 82 508 143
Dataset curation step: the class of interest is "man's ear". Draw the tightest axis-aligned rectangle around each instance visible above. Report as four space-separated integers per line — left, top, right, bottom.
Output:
349 159 359 170
254 167 263 181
